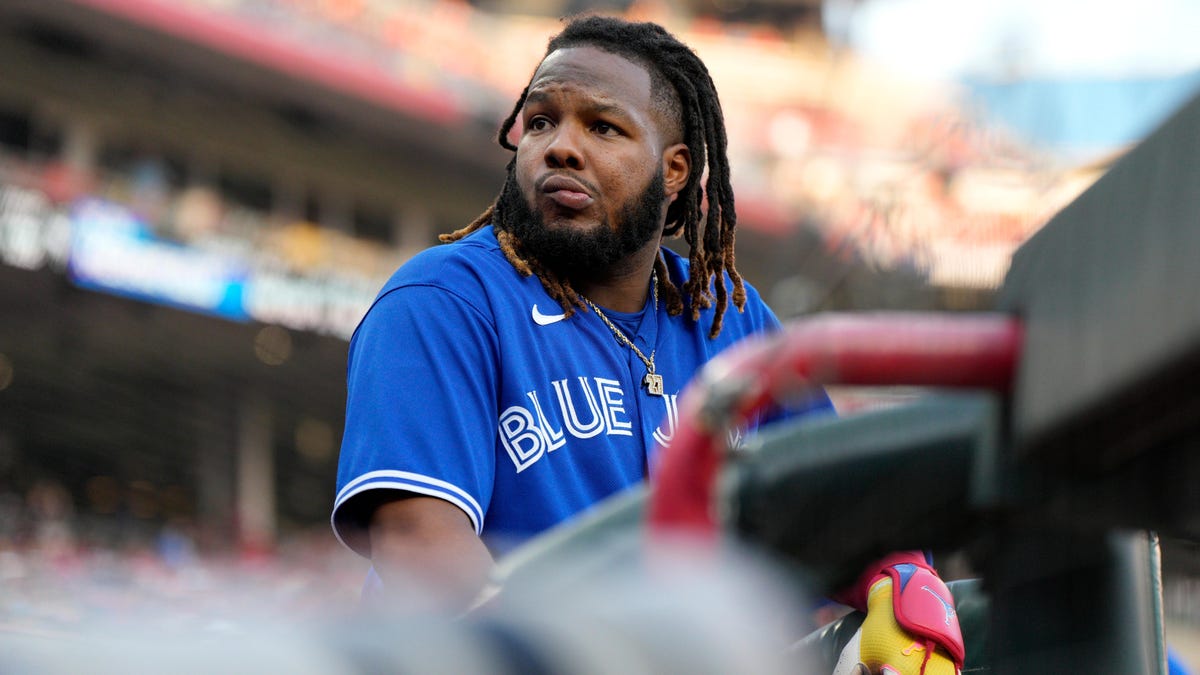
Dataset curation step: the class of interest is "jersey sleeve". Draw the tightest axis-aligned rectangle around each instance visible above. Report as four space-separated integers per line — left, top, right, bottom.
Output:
331 283 499 557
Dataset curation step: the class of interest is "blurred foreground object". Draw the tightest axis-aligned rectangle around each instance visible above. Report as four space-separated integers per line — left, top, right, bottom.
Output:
504 89 1200 674
0 539 815 675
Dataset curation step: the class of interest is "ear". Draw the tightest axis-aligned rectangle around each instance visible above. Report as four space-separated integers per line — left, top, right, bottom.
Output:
661 143 690 204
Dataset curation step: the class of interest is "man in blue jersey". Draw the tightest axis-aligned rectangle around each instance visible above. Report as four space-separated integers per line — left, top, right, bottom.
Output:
331 19 963 673
332 17 816 609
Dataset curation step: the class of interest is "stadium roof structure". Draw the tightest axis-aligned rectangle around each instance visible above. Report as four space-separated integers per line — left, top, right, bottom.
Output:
2 0 510 186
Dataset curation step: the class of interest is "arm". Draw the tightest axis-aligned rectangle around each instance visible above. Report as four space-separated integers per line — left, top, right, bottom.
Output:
333 279 500 610
369 495 495 614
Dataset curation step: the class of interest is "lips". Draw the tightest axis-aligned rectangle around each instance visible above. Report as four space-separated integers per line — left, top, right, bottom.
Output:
540 174 594 210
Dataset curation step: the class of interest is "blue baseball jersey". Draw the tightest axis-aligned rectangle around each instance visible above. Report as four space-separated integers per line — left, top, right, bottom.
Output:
331 225 833 556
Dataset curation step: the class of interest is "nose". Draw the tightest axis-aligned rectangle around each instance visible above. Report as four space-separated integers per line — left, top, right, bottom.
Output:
543 124 584 170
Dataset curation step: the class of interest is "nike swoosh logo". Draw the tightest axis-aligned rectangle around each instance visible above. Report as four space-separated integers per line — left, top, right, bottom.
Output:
921 585 957 624
532 305 567 325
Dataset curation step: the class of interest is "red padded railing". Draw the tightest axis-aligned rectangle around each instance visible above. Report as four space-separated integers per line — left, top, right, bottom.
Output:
647 312 1023 537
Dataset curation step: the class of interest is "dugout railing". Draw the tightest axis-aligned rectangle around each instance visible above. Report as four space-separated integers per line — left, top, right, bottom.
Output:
495 87 1200 675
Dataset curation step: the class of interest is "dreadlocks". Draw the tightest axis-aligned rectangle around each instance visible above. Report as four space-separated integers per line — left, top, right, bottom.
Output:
440 15 745 339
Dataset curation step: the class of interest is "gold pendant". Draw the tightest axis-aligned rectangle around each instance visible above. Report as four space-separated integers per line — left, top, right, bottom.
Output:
644 372 664 396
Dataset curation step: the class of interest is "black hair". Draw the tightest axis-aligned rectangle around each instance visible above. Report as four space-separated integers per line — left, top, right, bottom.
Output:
441 15 744 338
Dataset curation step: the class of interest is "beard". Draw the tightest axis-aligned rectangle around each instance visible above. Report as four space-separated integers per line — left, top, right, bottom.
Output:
496 164 666 280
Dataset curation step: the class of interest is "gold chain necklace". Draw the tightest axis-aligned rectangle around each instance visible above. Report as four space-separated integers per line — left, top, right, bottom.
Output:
579 271 664 396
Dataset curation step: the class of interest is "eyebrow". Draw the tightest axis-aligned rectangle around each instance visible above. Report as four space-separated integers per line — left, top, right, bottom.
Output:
591 103 630 119
524 90 633 120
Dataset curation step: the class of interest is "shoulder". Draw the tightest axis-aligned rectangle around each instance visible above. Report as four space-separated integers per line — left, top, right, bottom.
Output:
351 226 519 341
379 226 508 298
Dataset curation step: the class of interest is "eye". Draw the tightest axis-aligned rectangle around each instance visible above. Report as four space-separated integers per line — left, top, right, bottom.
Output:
592 121 621 136
527 116 552 132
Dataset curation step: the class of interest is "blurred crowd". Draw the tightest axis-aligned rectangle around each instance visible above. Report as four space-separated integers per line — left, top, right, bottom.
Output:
176 0 1085 289
0 477 366 636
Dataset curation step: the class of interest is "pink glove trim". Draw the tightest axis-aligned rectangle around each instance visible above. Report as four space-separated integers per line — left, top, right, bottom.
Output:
883 564 965 667
833 551 931 611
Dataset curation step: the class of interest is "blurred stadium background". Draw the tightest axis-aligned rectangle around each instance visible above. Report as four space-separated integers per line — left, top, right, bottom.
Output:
0 0 1198 664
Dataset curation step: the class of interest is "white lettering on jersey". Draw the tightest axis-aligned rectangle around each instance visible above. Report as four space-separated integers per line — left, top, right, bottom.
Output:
652 394 679 447
596 378 633 436
498 405 545 472
553 376 605 439
499 377 688 472
527 390 566 452
727 427 747 451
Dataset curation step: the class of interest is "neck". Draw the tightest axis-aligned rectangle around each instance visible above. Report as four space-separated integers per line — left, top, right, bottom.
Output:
576 243 660 313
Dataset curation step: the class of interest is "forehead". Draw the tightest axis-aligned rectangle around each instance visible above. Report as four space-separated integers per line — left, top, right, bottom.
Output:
528 46 654 111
